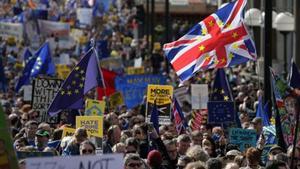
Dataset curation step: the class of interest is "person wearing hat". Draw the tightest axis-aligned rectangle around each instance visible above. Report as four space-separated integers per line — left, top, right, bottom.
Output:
268 145 284 161
35 129 50 151
251 117 263 136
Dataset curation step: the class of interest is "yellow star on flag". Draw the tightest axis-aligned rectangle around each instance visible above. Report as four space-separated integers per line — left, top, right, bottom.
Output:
224 96 229 101
204 54 210 61
221 58 226 63
225 23 232 29
228 53 234 59
202 29 208 35
61 90 65 95
232 32 238 38
214 58 219 64
75 89 79 94
67 91 72 96
80 70 85 74
199 45 205 51
208 20 214 27
232 43 239 50
217 20 224 27
79 83 84 88
221 89 225 94
81 77 85 81
75 66 80 71
72 80 76 85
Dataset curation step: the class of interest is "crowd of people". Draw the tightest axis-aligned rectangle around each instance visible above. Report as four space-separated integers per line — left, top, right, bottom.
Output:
0 0 300 169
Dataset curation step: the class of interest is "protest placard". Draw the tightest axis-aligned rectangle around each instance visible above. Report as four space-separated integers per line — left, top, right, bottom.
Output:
76 8 93 26
26 154 123 169
146 84 173 124
38 20 70 37
100 57 124 73
134 57 142 67
23 85 32 101
17 151 55 160
70 29 84 42
126 67 145 75
174 87 191 107
191 84 208 109
61 127 76 138
85 99 105 116
32 77 63 123
76 116 103 137
229 128 257 151
0 105 19 169
115 75 167 108
56 64 71 80
109 92 124 110
0 22 23 40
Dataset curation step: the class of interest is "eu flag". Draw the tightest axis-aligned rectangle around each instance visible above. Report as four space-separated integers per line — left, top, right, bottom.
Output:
288 62 300 89
150 101 160 134
208 69 235 123
255 96 270 126
30 42 55 77
48 48 102 116
23 48 33 65
15 52 35 92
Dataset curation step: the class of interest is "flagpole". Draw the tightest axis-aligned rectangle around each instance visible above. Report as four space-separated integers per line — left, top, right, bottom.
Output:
90 39 109 112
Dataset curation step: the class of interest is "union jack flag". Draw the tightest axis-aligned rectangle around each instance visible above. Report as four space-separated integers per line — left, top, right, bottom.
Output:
163 0 257 81
172 98 188 134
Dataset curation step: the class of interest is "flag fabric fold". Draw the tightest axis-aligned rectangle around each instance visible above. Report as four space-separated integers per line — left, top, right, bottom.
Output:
48 48 102 116
288 61 300 89
150 101 160 134
97 68 118 100
255 96 270 126
163 0 256 81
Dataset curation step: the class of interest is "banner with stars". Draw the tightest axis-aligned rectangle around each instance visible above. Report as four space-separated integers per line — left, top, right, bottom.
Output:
207 101 235 123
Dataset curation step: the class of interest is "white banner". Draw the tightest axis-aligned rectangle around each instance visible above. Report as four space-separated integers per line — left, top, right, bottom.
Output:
0 22 23 40
23 85 32 101
76 8 93 26
38 20 70 37
26 154 124 169
191 84 208 109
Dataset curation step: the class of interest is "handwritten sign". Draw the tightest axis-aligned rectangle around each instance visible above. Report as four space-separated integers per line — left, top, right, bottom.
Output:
76 116 103 137
85 99 105 116
229 128 257 152
32 77 63 123
61 127 76 138
109 92 124 110
26 154 123 169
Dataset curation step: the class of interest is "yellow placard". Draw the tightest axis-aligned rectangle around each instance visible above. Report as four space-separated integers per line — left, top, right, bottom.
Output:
109 92 124 109
56 64 71 80
76 116 103 137
147 85 173 105
85 99 105 116
126 67 145 75
61 127 76 138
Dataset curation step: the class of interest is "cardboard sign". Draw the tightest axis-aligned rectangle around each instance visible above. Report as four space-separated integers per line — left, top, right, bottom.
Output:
32 77 63 123
229 128 257 152
76 116 103 137
0 105 19 169
109 92 124 110
85 99 105 116
191 84 208 109
126 67 145 75
0 22 23 40
61 127 76 138
146 85 173 124
56 64 71 80
26 154 124 169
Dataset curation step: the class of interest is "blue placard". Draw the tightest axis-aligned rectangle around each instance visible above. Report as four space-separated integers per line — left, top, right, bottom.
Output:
229 128 257 152
115 75 167 108
207 101 235 123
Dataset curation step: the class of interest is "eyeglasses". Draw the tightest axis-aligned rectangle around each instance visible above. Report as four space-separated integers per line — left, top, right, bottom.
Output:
82 149 94 154
127 162 142 168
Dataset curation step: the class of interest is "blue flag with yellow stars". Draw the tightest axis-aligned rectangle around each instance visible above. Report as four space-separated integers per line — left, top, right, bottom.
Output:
208 69 235 123
30 42 55 77
48 48 102 116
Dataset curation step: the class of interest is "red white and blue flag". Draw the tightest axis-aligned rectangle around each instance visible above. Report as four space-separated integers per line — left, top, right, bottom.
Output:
163 0 257 81
172 98 188 134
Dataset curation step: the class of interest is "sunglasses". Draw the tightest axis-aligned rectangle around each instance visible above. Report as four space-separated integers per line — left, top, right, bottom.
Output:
127 162 142 167
82 149 94 154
